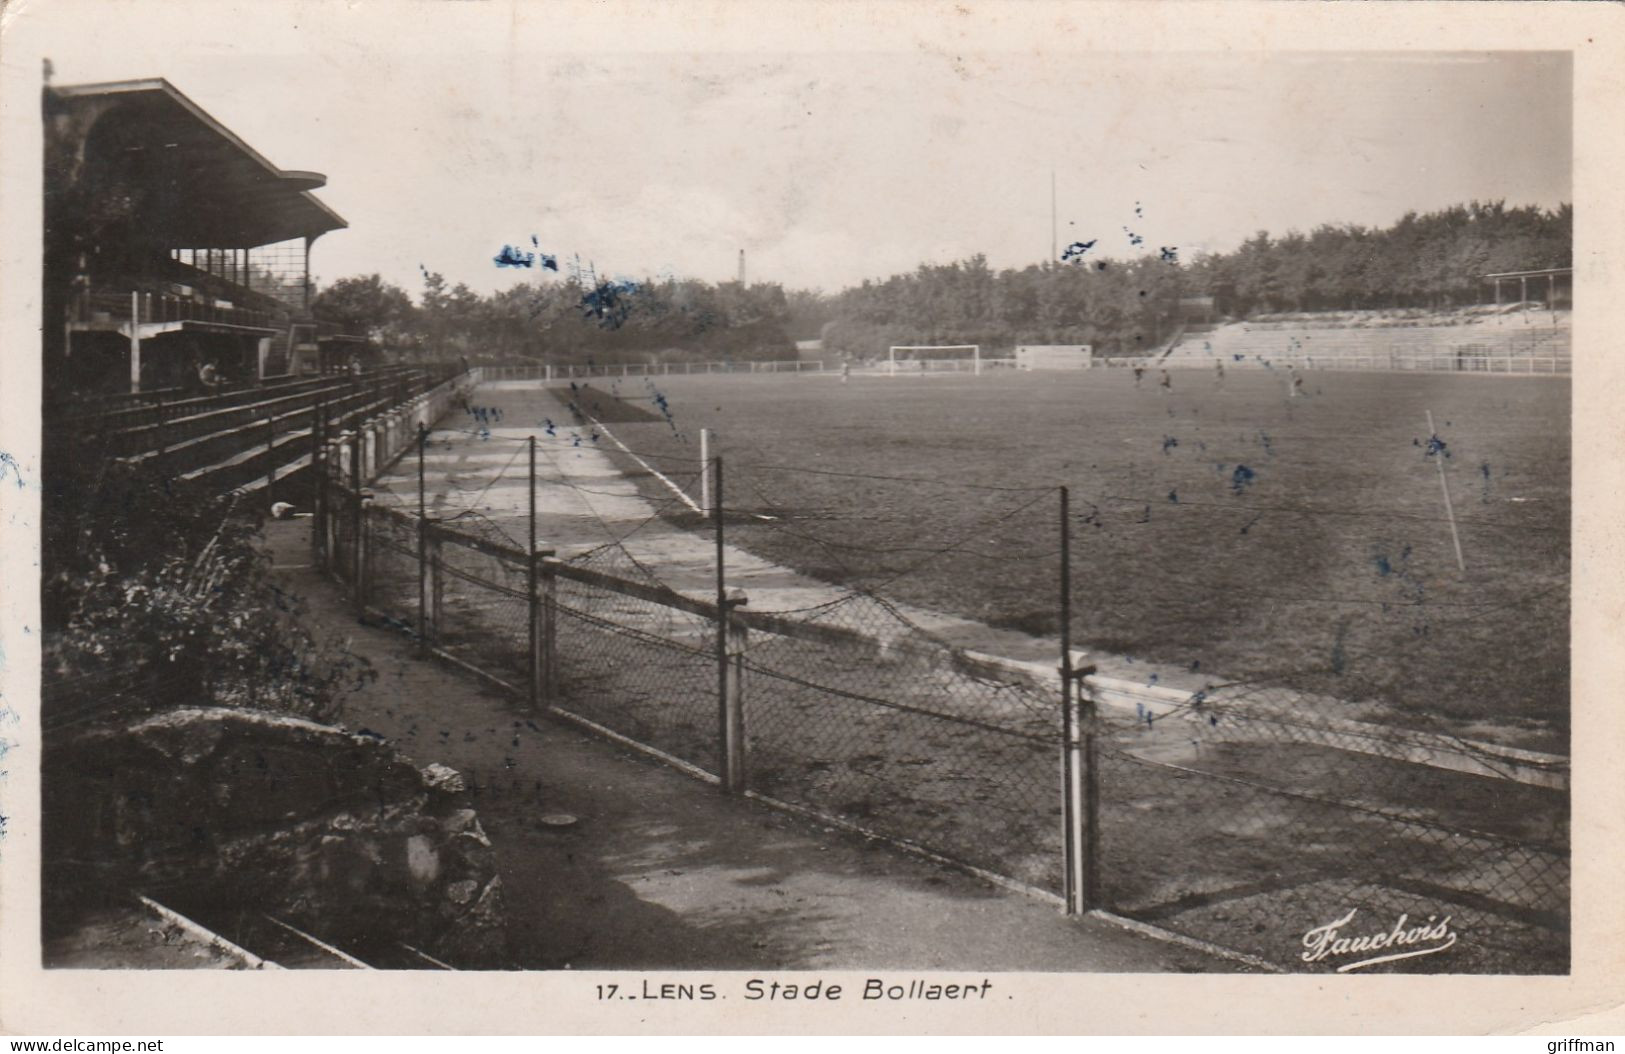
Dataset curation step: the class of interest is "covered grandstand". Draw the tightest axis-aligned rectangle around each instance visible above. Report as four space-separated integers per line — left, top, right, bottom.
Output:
43 77 362 399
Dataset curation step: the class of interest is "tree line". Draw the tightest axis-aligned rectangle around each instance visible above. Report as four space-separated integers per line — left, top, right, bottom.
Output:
315 200 1570 362
314 267 801 365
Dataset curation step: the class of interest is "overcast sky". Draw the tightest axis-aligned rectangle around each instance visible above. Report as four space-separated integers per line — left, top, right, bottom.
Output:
31 10 1570 297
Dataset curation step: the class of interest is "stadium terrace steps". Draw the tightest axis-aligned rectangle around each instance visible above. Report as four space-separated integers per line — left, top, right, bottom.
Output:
97 369 446 497
1162 317 1571 367
123 389 395 484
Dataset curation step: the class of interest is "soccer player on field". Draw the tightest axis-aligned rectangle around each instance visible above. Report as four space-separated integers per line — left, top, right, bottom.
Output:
1133 364 1145 389
1214 359 1225 389
1159 368 1172 393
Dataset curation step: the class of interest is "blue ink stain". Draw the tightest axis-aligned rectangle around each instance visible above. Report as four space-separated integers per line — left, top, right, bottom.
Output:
579 278 640 328
494 244 537 268
1159 246 1178 264
0 452 21 489
1230 464 1256 494
1123 227 1144 248
1060 239 1097 262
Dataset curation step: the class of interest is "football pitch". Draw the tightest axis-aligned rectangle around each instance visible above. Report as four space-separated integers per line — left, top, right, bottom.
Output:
541 367 1569 749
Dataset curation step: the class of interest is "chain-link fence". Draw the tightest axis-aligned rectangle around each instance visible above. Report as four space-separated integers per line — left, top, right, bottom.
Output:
316 432 1568 974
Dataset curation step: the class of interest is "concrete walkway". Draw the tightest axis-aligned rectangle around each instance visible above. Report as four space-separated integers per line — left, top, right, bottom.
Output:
371 383 1194 678
266 519 1227 971
367 383 1565 785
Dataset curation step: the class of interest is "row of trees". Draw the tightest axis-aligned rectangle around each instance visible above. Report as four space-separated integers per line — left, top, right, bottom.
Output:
314 268 798 364
1199 201 1572 315
314 200 1570 362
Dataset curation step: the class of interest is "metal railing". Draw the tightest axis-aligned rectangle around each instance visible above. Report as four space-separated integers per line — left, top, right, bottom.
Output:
477 360 830 382
72 289 278 332
1102 352 1571 375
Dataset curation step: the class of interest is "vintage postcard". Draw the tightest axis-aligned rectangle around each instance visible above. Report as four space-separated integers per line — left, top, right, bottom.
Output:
1 0 1622 1036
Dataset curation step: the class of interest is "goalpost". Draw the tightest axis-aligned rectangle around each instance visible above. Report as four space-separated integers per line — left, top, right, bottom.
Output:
888 345 982 376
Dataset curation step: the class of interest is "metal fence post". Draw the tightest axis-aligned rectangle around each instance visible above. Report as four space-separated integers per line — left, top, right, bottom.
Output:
1058 484 1101 915
1059 484 1078 912
722 588 749 794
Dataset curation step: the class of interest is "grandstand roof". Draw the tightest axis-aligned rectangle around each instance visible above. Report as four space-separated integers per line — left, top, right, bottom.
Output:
51 78 347 248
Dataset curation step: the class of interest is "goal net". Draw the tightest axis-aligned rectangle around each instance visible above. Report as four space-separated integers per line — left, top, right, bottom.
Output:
887 345 981 375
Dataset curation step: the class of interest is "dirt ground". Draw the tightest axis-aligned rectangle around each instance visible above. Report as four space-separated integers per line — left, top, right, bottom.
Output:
263 518 1230 972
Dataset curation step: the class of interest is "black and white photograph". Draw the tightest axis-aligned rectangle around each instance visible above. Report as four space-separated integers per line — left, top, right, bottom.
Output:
2 0 1623 1037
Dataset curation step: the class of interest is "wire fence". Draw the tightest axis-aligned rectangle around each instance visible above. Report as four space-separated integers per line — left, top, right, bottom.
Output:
315 417 1570 974
479 360 830 383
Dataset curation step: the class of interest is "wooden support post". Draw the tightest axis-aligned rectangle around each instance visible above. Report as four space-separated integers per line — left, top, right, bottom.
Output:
357 492 372 613
129 290 142 393
527 436 541 710
722 588 749 794
350 427 364 608
153 390 167 473
417 423 429 654
266 412 277 511
312 402 326 564
1079 670 1101 911
428 531 445 642
540 555 560 705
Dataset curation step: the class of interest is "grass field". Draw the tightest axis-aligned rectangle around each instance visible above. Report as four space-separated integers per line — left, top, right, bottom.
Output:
550 368 1569 748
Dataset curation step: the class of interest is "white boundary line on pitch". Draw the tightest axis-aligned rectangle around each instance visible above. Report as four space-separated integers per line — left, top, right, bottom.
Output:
573 400 775 521
575 408 705 514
